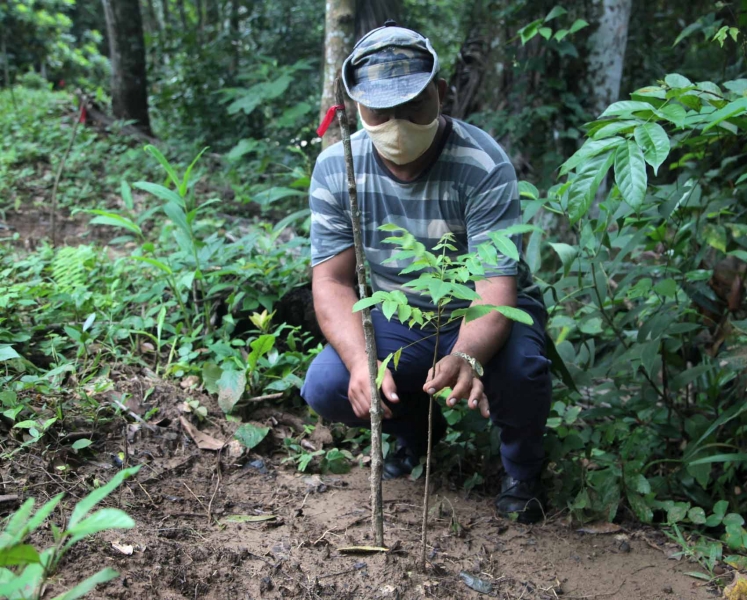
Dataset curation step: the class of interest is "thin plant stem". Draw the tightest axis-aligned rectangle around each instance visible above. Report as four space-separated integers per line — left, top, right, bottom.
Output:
334 78 385 545
420 302 442 570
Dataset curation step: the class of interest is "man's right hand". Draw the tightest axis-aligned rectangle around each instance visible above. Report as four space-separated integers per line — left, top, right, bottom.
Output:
348 360 399 419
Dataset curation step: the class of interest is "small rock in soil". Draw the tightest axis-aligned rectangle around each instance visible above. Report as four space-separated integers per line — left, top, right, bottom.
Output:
662 585 673 594
618 540 631 553
245 458 269 474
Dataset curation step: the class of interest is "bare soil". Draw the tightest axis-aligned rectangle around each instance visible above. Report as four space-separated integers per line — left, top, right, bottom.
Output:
1 373 722 600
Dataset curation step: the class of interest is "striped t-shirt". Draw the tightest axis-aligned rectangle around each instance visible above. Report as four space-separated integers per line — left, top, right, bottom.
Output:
309 117 543 325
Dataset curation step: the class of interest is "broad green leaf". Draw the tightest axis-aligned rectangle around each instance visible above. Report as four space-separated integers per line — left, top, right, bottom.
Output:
87 211 142 236
0 346 20 362
702 97 747 132
549 242 577 276
627 492 653 523
569 19 588 33
657 104 687 128
216 369 246 413
163 202 191 239
664 73 693 89
567 150 615 224
0 563 44 598
50 568 120 600
491 305 534 326
234 423 270 450
248 335 275 371
65 508 135 546
0 544 40 567
382 300 398 321
629 474 651 494
614 141 647 211
121 180 133 210
393 348 402 370
539 27 552 40
71 439 93 450
688 507 707 525
559 137 623 176
703 224 727 253
144 145 181 190
488 232 519 262
653 278 677 297
599 101 656 118
252 187 306 207
544 5 567 21
518 181 539 200
667 502 690 524
634 123 670 175
133 181 185 207
68 467 141 529
202 363 222 395
180 147 209 196
130 256 173 275
591 120 637 140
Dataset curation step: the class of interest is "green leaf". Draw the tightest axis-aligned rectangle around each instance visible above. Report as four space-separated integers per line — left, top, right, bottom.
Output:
599 101 656 118
0 545 40 567
0 346 20 362
217 369 246 413
567 150 615 223
667 502 690 524
703 224 727 253
234 423 270 450
634 123 670 175
688 507 707 525
392 348 402 370
664 73 693 89
653 278 678 297
50 568 119 600
702 97 747 132
569 19 588 33
144 145 181 190
132 181 185 207
202 363 223 395
130 256 173 275
65 508 135 546
491 306 534 326
560 137 623 176
382 300 398 321
121 180 134 210
68 467 141 529
487 232 519 262
220 514 276 523
518 181 539 200
539 27 552 40
377 354 393 388
252 187 306 207
180 147 209 197
627 492 653 523
163 202 191 239
629 474 651 494
591 120 638 140
544 5 567 21
248 334 275 372
687 453 747 466
71 439 93 450
87 211 143 236
549 242 577 276
657 104 687 128
614 141 647 211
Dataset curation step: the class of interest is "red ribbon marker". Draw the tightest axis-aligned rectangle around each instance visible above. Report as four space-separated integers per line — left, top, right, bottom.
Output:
79 104 87 124
317 104 345 137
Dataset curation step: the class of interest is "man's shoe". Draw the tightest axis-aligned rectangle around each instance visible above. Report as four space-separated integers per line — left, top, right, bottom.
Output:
382 444 420 480
495 475 546 524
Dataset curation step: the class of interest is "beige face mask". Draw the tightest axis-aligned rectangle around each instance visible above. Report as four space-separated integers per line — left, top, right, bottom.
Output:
359 111 439 165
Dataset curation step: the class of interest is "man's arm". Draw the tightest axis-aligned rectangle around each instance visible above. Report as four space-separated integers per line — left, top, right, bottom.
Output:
312 248 398 419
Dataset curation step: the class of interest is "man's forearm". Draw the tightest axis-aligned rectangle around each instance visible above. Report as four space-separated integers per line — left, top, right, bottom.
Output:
313 279 367 370
451 276 517 366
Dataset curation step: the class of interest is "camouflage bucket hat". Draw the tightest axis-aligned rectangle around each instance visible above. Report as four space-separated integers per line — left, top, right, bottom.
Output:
342 22 440 110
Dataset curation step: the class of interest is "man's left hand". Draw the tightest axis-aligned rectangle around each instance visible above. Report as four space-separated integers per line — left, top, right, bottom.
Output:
422 355 490 418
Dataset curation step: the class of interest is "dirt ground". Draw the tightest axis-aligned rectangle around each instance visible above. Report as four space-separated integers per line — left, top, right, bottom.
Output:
1 373 723 600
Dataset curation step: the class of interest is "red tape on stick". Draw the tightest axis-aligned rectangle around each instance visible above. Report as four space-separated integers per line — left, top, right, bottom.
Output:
79 105 87 124
317 104 345 137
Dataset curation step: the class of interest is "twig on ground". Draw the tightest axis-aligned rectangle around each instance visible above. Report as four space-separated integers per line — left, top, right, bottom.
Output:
206 448 223 525
182 481 215 525
563 579 627 599
247 392 284 402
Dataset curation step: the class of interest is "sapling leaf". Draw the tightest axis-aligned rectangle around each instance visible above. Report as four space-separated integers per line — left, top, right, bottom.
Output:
0 544 41 567
65 508 136 547
145 145 181 190
121 180 134 210
487 232 519 262
234 423 270 450
68 466 141 529
50 567 119 600
393 348 402 370
133 181 185 208
376 354 393 388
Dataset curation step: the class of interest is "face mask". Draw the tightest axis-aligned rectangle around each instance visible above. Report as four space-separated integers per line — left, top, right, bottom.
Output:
359 113 439 165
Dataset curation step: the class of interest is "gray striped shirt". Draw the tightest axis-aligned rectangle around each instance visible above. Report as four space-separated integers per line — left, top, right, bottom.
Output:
309 117 542 324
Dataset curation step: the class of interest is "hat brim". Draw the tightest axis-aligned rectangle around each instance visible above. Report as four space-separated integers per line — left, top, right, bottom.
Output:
346 72 435 110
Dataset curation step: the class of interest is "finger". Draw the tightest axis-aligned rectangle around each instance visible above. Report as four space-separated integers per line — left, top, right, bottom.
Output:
467 378 484 411
478 393 490 418
448 365 474 406
423 361 458 395
381 370 399 403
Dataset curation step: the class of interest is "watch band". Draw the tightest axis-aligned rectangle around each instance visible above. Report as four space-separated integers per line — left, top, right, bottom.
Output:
451 351 484 377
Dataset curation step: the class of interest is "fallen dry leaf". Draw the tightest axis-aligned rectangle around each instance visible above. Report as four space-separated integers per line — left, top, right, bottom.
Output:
111 541 134 555
724 572 747 600
180 375 200 389
179 417 224 451
220 514 277 524
577 522 622 535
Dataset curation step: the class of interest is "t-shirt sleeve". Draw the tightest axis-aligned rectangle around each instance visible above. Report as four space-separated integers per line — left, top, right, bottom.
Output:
309 158 354 266
464 160 521 277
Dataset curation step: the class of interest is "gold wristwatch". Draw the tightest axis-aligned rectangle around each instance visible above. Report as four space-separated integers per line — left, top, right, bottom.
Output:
451 351 484 377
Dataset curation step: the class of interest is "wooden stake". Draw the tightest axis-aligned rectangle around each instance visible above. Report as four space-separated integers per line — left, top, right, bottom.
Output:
334 78 385 546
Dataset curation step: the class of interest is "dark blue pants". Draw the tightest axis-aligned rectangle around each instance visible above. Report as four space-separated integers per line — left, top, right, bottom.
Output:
300 299 552 481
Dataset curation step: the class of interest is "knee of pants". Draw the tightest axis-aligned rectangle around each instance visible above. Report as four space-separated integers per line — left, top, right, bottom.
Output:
300 362 349 422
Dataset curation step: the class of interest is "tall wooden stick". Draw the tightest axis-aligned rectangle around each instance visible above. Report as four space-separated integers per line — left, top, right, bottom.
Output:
334 78 385 546
51 104 83 247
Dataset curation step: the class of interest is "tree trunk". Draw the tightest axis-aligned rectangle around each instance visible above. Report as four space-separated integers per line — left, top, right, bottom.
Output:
229 0 241 79
177 0 188 29
102 0 152 135
205 0 220 27
196 0 205 33
320 0 356 148
162 0 171 27
586 0 632 118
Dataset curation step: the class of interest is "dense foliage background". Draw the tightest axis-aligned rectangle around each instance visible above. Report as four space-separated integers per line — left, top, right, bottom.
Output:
2 0 746 580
